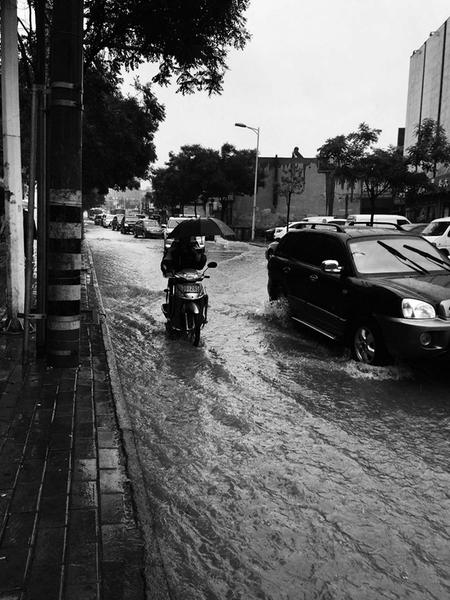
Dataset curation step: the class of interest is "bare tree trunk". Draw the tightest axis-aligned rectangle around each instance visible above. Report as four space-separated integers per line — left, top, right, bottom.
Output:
286 191 292 230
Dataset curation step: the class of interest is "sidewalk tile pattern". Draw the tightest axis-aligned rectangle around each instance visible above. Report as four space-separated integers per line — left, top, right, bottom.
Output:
0 265 145 599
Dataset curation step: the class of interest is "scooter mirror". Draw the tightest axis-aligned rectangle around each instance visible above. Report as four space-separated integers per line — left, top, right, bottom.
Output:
207 261 218 268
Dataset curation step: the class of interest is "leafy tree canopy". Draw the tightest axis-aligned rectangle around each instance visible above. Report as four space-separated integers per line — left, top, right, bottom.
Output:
406 118 450 176
13 1 251 203
84 0 251 94
83 71 165 195
152 143 259 214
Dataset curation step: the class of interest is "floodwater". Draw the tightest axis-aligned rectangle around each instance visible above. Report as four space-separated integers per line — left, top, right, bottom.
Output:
86 223 450 600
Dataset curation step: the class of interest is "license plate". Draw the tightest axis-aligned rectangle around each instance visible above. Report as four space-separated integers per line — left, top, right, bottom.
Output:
180 284 199 293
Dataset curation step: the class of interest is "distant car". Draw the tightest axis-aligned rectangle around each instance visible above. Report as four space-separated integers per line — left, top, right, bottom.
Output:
102 213 115 227
328 218 347 227
274 217 336 240
422 217 450 253
94 213 105 225
163 216 205 250
267 226 450 365
401 223 428 235
134 218 164 238
265 227 277 242
273 221 306 240
346 214 411 226
111 211 125 230
120 213 146 235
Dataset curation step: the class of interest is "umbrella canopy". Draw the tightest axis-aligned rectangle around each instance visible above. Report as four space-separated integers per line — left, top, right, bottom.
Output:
168 217 236 240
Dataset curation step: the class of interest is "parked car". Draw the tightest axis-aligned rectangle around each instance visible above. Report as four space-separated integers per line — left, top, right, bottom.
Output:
119 213 145 235
163 216 205 250
111 210 125 230
346 214 411 226
134 218 164 238
274 217 336 240
267 226 450 365
401 223 428 235
88 207 105 221
94 213 105 225
422 217 450 254
265 227 277 242
101 213 115 227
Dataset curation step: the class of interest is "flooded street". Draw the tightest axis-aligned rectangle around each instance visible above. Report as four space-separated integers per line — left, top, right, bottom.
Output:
86 222 450 600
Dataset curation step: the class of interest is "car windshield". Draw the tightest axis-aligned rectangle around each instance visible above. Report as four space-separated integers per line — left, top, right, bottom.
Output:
349 236 449 274
145 220 159 227
421 221 450 236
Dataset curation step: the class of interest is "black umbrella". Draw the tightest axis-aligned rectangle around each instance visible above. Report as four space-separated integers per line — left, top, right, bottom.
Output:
168 217 236 240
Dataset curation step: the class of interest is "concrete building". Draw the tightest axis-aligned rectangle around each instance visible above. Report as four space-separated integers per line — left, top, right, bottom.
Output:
404 16 450 219
229 156 358 238
405 18 450 152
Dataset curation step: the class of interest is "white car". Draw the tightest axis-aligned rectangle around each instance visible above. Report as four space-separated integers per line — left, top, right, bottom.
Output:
422 217 450 253
273 216 336 240
102 213 115 227
346 214 411 226
163 216 205 250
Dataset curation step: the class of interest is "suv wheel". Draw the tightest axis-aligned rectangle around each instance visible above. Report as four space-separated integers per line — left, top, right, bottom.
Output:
351 319 390 365
268 281 286 302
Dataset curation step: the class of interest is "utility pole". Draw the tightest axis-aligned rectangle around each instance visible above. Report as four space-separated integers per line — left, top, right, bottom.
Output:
46 0 83 367
35 0 48 355
1 0 25 331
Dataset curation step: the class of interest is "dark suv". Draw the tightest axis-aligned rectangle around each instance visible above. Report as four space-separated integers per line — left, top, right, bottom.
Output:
267 226 450 364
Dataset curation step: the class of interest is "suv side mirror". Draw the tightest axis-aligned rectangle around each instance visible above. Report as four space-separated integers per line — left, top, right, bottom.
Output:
207 261 217 268
321 259 343 274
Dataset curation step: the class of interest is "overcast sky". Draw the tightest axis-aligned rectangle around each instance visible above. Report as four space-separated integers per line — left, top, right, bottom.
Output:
123 0 450 170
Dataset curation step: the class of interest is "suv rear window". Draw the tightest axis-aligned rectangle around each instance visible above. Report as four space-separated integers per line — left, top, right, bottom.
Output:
277 231 346 266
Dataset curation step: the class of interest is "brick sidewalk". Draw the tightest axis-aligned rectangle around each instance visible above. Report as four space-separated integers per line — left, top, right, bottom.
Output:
0 256 146 599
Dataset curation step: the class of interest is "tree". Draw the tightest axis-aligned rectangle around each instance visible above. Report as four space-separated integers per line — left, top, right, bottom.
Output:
407 117 450 177
152 145 223 216
83 0 251 95
355 148 417 220
317 123 381 215
278 161 305 227
151 143 260 221
82 72 165 202
14 1 251 203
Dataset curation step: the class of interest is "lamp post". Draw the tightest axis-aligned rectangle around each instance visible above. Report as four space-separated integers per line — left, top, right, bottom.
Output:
235 122 260 241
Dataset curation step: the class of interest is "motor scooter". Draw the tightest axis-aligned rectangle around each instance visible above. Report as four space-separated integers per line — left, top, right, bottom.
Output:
162 262 217 346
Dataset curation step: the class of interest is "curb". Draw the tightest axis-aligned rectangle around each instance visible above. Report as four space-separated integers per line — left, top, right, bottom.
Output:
85 242 172 600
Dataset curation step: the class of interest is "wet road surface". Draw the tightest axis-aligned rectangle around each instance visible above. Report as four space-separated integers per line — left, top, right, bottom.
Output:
86 222 450 600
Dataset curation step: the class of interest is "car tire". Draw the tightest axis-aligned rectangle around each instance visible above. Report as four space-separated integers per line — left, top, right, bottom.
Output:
268 281 286 302
351 319 390 366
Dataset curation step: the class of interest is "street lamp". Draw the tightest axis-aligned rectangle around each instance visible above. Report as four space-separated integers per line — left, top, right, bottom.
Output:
235 122 260 241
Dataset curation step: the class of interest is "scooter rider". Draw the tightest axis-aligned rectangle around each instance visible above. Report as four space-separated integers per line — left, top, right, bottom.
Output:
161 237 206 276
161 237 207 323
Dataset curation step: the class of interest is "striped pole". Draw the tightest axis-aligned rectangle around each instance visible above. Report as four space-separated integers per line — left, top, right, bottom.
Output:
46 0 83 367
